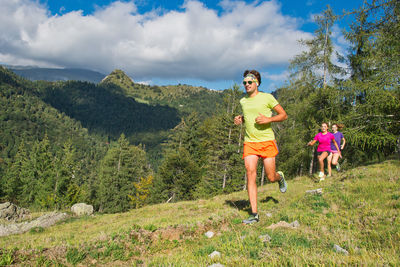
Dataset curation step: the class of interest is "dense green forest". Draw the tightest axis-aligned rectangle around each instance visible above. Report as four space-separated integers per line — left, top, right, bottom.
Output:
0 0 398 213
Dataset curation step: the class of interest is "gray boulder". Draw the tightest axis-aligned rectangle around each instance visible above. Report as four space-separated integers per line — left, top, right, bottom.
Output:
259 234 272 243
0 212 68 237
208 251 221 259
71 203 94 216
333 244 349 255
0 202 30 221
205 231 215 238
306 188 323 195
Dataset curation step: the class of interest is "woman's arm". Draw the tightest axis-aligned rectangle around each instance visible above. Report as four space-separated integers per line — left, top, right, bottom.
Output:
332 139 342 158
307 140 317 146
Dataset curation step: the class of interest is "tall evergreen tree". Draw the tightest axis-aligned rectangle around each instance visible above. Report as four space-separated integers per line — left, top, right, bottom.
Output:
195 85 245 197
53 140 82 209
290 5 344 88
4 140 27 203
153 147 201 203
341 0 400 162
97 134 151 213
32 134 57 209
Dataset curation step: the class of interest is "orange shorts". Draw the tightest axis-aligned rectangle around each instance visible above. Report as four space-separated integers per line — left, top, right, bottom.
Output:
243 140 279 159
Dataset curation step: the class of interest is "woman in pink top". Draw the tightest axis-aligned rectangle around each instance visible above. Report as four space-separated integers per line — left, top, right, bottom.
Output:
307 122 341 180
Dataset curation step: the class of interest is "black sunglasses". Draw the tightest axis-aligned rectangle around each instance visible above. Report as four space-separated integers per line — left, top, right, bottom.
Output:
243 80 255 85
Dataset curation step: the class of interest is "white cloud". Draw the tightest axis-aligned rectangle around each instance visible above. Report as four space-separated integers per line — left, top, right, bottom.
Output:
0 0 313 81
263 70 290 82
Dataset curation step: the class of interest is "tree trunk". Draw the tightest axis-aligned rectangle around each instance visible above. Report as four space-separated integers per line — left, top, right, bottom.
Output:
309 147 315 176
237 123 243 153
222 169 227 189
323 20 329 89
222 127 233 189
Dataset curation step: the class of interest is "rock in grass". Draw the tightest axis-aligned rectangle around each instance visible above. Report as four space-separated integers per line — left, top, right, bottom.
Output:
205 231 215 238
259 234 272 243
333 244 349 255
0 202 30 221
290 220 300 228
0 212 68 237
71 203 94 216
208 251 221 259
306 188 323 195
208 264 224 267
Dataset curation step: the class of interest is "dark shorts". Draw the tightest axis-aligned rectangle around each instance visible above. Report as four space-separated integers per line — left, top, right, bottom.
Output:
317 151 331 156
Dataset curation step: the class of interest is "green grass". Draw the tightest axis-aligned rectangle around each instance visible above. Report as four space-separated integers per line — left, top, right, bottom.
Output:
0 160 399 266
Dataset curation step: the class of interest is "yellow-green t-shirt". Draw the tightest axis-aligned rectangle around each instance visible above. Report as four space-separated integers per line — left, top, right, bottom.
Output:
240 92 279 142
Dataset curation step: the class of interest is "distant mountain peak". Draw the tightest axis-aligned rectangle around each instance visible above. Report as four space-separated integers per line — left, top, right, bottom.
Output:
101 69 135 87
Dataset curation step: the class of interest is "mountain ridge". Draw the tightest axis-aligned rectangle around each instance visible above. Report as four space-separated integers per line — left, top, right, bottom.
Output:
3 65 106 84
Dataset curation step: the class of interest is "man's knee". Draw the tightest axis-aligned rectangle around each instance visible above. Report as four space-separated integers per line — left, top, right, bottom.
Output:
246 167 257 175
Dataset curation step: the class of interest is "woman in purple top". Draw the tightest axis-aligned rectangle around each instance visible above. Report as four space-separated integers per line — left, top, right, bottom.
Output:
328 123 345 172
307 122 341 180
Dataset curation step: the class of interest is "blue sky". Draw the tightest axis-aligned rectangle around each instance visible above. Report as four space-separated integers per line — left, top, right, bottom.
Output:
1 0 363 92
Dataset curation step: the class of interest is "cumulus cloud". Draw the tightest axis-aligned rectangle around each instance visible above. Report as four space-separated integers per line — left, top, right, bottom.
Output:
263 70 290 81
0 0 312 81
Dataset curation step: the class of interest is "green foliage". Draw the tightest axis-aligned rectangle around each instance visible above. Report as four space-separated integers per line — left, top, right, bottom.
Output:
0 249 15 266
128 175 154 209
153 147 201 203
152 85 246 202
143 224 158 232
97 134 152 213
0 66 106 207
290 5 344 87
66 247 87 265
195 86 245 197
40 80 180 137
29 226 45 234
276 1 399 176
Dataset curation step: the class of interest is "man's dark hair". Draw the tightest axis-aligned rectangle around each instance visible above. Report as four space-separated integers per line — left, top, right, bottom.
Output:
243 70 261 85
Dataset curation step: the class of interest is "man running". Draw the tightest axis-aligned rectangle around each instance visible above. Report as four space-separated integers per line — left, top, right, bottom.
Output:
234 69 288 224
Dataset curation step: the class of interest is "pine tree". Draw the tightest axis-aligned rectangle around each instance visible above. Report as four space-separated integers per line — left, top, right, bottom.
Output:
4 140 27 203
154 147 201 202
341 0 400 161
290 5 344 88
195 85 245 197
53 140 82 209
33 134 57 209
97 134 151 213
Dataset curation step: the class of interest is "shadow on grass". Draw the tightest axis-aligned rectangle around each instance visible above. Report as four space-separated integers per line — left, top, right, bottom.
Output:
225 200 251 213
225 196 280 214
260 196 279 204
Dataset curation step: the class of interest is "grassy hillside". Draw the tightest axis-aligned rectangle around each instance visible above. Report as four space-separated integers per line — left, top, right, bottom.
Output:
1 160 399 266
101 69 226 118
0 66 106 169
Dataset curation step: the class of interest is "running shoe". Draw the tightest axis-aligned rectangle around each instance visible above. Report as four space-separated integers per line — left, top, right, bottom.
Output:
336 162 341 172
318 172 325 181
277 171 287 193
242 214 259 224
